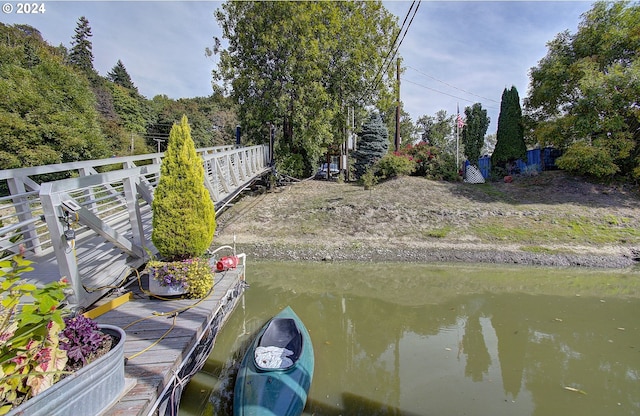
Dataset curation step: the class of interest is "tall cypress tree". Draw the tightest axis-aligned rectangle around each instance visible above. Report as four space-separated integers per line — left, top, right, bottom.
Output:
68 16 95 75
353 112 389 178
492 86 526 172
151 115 216 260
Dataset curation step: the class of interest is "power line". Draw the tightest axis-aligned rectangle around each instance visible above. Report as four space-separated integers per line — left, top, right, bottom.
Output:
406 65 500 103
402 78 499 110
373 1 421 92
371 1 416 88
360 1 421 103
373 1 416 85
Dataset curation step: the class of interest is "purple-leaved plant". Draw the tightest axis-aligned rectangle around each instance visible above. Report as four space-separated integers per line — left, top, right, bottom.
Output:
60 315 107 365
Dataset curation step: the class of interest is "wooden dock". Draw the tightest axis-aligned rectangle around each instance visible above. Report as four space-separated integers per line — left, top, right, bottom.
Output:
90 264 246 416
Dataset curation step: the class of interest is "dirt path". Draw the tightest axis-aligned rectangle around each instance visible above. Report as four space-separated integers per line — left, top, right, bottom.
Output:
214 171 640 268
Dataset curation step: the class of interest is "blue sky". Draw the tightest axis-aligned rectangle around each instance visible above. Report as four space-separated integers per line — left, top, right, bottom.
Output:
2 1 592 135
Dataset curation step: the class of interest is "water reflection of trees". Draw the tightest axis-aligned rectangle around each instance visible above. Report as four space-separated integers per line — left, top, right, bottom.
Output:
304 291 638 415
255 265 638 415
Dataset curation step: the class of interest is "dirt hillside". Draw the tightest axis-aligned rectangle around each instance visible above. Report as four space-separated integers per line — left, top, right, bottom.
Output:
214 171 640 268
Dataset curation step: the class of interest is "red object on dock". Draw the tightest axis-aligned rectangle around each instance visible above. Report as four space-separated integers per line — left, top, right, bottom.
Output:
217 256 239 271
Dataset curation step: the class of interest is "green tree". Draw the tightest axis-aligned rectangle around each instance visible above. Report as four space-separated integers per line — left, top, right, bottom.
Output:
212 1 399 176
492 86 526 172
461 103 490 166
108 84 148 135
353 112 389 178
416 110 455 153
107 60 137 92
148 94 237 149
151 115 216 260
525 1 640 179
68 16 95 76
0 23 109 168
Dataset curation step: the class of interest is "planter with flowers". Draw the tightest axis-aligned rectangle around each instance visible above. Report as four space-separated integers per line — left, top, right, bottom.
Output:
148 115 216 299
0 255 127 416
146 257 214 298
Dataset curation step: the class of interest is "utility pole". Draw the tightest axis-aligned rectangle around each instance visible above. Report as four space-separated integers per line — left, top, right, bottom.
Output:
395 57 400 152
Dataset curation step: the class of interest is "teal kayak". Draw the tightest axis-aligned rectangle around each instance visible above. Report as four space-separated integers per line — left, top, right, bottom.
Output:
233 306 314 416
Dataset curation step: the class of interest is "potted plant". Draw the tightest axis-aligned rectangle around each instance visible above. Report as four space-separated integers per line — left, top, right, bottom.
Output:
146 257 214 298
0 255 127 416
148 115 217 298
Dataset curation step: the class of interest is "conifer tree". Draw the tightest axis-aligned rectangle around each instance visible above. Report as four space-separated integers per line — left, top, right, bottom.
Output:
107 60 137 92
68 16 95 75
353 112 389 178
151 115 216 260
492 86 526 172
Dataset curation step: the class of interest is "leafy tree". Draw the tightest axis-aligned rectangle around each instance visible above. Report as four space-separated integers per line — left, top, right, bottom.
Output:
353 112 389 178
68 16 95 76
151 115 216 260
148 94 237 149
492 86 526 172
461 103 490 166
107 60 137 92
525 1 640 179
416 110 455 151
0 23 109 168
212 1 399 176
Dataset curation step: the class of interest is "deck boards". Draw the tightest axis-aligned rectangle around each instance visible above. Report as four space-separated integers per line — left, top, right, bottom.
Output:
92 265 245 416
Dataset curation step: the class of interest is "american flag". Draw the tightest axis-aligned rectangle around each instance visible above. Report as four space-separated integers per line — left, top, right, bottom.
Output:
456 104 465 129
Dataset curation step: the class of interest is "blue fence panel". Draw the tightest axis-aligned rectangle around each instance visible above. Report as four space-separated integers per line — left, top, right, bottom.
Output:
468 148 557 179
527 149 542 171
477 156 491 178
542 147 562 170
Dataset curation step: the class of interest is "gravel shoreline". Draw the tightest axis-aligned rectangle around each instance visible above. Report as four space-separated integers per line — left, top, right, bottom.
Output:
234 242 638 269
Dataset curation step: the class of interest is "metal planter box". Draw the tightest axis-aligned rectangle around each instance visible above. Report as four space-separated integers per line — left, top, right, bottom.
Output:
8 324 126 416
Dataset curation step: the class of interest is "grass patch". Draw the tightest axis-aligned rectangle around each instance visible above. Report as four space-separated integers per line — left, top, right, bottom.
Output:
423 225 453 239
471 215 640 246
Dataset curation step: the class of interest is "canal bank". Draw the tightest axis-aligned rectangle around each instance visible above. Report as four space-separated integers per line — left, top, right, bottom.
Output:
215 172 640 269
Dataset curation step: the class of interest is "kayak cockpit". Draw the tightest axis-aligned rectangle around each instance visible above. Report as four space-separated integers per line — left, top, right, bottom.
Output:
254 317 302 371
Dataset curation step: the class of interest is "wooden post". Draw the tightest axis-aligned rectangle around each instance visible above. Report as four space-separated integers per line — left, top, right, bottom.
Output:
395 58 401 152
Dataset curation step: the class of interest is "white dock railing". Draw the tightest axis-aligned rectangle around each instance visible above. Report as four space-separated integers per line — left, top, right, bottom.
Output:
0 145 269 309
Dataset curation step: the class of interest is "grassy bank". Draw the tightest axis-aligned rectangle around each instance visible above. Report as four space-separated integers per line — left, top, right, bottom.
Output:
215 171 640 266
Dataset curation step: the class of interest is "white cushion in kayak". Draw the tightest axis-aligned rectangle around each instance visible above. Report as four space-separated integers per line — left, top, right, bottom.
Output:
255 346 294 369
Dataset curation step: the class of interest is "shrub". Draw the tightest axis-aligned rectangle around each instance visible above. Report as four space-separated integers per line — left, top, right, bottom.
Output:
151 115 216 260
360 166 378 189
376 153 416 179
402 142 435 176
557 142 619 179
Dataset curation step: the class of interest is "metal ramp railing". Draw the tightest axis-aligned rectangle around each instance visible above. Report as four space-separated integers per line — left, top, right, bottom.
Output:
0 144 269 309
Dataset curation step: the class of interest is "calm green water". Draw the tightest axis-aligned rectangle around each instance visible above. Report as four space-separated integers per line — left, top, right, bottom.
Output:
180 261 640 416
